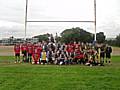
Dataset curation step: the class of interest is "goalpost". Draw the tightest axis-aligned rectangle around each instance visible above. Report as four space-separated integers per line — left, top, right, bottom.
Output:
25 0 96 42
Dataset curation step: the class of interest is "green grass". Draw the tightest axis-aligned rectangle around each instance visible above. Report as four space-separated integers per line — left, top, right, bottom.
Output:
0 56 120 90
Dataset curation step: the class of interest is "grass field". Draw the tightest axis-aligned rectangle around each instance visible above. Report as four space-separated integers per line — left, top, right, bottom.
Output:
0 56 120 90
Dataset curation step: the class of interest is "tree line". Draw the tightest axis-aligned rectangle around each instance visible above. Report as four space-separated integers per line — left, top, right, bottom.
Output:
33 27 120 47
106 34 120 47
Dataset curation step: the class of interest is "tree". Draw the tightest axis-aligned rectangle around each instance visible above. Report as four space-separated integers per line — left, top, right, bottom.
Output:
116 34 120 47
106 39 116 46
33 34 50 42
96 32 106 43
61 27 93 43
106 34 120 47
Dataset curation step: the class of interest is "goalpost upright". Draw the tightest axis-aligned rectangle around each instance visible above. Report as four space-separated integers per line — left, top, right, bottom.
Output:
24 0 97 42
25 0 28 40
94 0 97 42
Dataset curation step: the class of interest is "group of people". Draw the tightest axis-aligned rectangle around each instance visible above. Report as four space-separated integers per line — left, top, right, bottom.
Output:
14 41 112 66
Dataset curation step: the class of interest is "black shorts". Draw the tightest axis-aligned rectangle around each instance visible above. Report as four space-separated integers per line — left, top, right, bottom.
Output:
73 58 78 62
48 58 52 62
15 53 20 57
106 53 111 58
100 53 105 58
71 53 74 58
22 51 27 56
41 60 47 63
60 59 65 62
28 53 32 56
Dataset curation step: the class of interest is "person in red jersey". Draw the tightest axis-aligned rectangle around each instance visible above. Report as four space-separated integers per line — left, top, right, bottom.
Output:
66 44 73 64
74 48 84 64
66 44 71 55
74 48 80 64
72 41 76 50
21 42 28 62
79 48 85 64
32 44 40 64
14 43 20 63
27 42 33 63
75 42 81 50
37 42 42 56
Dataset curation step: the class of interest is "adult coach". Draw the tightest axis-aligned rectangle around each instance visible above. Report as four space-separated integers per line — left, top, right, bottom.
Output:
105 44 112 63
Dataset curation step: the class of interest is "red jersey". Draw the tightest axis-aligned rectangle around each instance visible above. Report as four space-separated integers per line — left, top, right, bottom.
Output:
75 50 84 59
70 44 74 51
67 44 73 53
32 53 40 62
14 44 20 54
32 44 40 62
37 46 42 55
71 43 75 50
79 52 84 59
33 45 40 54
27 43 33 54
75 50 80 59
21 43 28 51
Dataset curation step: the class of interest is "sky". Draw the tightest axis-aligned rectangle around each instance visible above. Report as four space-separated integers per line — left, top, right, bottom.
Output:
0 0 120 39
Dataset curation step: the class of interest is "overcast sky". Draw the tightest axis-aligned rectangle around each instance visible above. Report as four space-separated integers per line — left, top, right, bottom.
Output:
0 0 120 39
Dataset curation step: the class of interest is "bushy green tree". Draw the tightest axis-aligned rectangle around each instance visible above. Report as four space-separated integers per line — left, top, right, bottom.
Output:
116 34 120 47
33 34 50 42
61 27 93 43
96 32 106 43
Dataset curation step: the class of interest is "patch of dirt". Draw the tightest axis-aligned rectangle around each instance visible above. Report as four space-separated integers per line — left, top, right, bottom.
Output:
112 47 120 56
0 46 14 56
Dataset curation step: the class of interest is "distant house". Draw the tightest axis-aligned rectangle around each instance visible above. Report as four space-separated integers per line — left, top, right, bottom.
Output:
0 37 39 45
26 38 39 43
1 38 12 45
